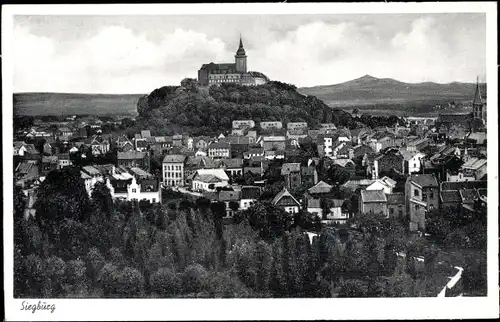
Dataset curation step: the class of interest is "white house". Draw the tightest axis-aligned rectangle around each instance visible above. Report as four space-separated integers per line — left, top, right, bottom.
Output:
191 168 229 192
81 165 106 196
125 176 161 203
366 176 397 194
400 149 426 174
240 186 261 210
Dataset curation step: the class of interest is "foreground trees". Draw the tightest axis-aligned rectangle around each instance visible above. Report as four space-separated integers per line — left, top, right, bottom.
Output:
13 168 486 297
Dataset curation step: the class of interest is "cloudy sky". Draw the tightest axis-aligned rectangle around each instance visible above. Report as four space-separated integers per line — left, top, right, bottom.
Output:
13 13 486 94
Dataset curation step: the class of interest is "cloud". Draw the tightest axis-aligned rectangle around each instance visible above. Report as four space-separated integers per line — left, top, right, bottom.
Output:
13 16 486 93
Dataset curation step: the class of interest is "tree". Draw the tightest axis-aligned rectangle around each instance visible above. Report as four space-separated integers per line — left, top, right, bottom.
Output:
338 279 367 297
91 182 114 218
150 268 181 297
182 264 208 294
45 256 67 297
86 248 105 285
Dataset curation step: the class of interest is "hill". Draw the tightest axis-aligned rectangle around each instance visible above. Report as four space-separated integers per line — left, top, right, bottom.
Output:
299 75 486 114
13 92 143 116
135 79 356 136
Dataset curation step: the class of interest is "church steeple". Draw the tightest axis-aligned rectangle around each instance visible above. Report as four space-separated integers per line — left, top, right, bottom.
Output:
236 35 246 57
473 76 483 105
472 76 486 126
235 34 247 73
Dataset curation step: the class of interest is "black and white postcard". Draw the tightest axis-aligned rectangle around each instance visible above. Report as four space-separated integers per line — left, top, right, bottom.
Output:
2 2 498 321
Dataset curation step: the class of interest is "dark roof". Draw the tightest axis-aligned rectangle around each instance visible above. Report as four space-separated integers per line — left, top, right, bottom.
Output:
408 174 438 188
209 142 230 149
219 190 241 202
241 186 262 199
440 180 487 191
220 158 243 168
201 62 237 73
248 71 269 80
163 154 187 163
301 166 316 176
281 163 301 175
361 190 387 203
386 193 405 205
440 190 462 203
118 151 147 160
460 189 479 203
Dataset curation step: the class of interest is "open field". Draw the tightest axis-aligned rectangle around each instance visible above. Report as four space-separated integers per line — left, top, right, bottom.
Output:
13 92 144 116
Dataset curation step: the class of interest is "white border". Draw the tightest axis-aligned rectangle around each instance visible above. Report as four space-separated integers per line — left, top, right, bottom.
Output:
3 2 498 321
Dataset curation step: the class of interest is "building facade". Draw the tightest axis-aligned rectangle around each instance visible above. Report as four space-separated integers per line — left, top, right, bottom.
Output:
162 154 187 187
197 37 269 86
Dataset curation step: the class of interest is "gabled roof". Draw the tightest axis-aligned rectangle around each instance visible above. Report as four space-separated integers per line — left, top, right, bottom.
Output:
361 190 387 203
219 190 241 202
281 163 301 175
342 179 376 191
193 168 229 182
408 174 438 188
219 158 243 169
16 161 37 174
461 157 487 170
399 148 425 161
440 190 462 203
440 180 487 191
209 141 230 149
379 176 397 187
386 193 405 205
118 151 147 160
272 187 300 206
460 189 479 204
241 186 262 199
163 154 187 163
307 198 321 208
333 159 355 168
129 167 153 178
331 199 345 208
308 180 333 194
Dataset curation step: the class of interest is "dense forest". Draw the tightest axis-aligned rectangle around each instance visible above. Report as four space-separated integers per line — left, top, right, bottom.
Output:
14 167 487 298
135 80 357 136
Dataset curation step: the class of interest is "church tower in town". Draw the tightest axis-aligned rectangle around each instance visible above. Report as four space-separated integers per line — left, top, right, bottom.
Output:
472 77 487 125
235 35 247 73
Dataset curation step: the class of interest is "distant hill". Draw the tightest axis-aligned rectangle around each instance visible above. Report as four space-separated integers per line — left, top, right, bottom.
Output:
13 92 143 116
299 75 486 108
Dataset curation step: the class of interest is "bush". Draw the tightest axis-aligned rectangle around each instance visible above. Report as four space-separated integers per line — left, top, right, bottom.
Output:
182 264 208 294
150 268 181 297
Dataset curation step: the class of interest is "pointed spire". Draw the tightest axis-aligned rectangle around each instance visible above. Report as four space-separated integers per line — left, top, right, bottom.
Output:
236 34 246 56
473 76 483 105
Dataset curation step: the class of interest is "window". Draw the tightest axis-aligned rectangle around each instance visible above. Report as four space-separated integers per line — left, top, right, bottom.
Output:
430 191 434 199
414 189 419 197
422 194 427 202
415 204 420 210
152 198 156 203
132 189 136 193
389 208 394 215
430 204 434 210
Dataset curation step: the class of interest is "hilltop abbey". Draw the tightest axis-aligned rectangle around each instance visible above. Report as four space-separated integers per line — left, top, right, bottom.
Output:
197 36 269 86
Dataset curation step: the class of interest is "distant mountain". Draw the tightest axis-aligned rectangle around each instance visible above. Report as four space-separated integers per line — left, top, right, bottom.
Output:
13 92 144 116
298 75 486 107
